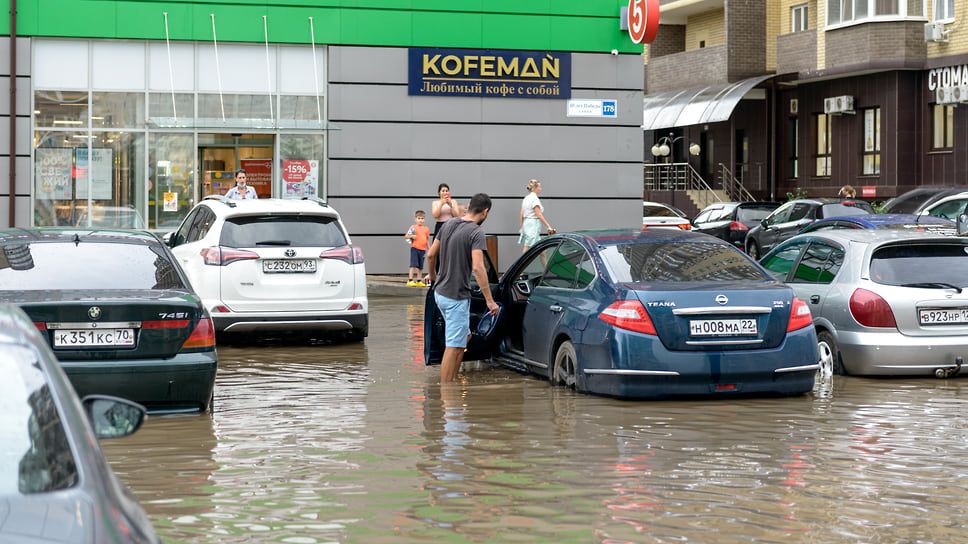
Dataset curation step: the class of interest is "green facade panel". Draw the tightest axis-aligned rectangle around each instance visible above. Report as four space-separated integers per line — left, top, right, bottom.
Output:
5 1 641 53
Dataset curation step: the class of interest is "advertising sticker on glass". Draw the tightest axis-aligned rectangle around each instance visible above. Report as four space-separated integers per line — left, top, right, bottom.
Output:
282 159 319 199
35 148 73 200
408 48 571 99
75 148 114 200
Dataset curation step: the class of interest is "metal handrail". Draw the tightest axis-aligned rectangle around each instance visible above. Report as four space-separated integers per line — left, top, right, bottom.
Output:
718 164 755 202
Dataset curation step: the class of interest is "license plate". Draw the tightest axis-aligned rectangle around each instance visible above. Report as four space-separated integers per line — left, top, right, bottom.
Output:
919 308 968 325
689 318 758 337
53 328 135 348
263 259 317 273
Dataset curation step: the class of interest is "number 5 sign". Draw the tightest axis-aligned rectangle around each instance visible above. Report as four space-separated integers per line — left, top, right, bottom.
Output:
628 0 660 44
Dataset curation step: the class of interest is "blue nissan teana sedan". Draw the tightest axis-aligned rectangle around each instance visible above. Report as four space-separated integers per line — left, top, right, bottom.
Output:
425 229 819 399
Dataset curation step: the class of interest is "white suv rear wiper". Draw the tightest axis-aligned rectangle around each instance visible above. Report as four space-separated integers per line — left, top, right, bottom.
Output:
255 240 292 246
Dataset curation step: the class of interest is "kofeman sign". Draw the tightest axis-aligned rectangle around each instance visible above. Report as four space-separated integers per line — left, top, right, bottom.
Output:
409 48 571 99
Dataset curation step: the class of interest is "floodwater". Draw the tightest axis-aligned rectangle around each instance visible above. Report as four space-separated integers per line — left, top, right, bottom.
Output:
104 296 968 544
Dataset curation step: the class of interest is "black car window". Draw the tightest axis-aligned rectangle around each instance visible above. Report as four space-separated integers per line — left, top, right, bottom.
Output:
870 243 968 286
693 210 713 225
792 242 843 284
0 241 186 290
468 248 499 288
760 240 809 280
928 198 968 220
170 207 200 246
736 206 774 223
576 253 596 289
1 350 78 494
789 203 813 222
186 207 216 243
818 202 874 218
766 202 793 225
220 215 347 248
539 241 586 289
601 241 770 282
512 243 560 286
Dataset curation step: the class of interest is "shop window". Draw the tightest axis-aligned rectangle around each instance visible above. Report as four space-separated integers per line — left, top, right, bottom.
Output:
149 133 195 230
92 92 144 129
788 117 799 178
862 108 880 175
33 91 88 128
792 4 809 31
933 104 954 150
814 113 831 177
827 0 922 24
933 0 954 20
280 134 325 199
148 93 195 128
198 94 273 128
279 96 327 129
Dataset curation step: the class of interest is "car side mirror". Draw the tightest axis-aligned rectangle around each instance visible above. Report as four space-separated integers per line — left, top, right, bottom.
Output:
162 231 175 247
760 219 769 229
82 394 147 439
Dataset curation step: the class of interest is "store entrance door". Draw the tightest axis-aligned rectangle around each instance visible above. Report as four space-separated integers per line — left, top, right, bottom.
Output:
198 134 274 198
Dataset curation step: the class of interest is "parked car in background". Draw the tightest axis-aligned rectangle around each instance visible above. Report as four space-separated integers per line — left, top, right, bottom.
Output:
881 186 957 214
798 213 956 235
0 302 162 544
744 197 874 259
425 229 818 398
642 201 691 229
759 229 968 378
167 196 368 342
0 228 217 413
691 201 780 248
915 189 968 220
74 205 147 229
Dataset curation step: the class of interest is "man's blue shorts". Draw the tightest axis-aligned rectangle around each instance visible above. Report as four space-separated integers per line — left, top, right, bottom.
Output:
434 291 470 348
410 247 426 269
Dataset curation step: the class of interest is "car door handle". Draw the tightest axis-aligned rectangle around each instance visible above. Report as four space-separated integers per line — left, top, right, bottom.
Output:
550 304 563 313
810 295 820 304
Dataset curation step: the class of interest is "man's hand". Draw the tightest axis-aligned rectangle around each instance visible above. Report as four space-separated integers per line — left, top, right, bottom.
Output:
486 300 500 316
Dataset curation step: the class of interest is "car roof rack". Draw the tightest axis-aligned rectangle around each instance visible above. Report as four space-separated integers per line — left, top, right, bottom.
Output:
301 196 329 207
202 194 237 207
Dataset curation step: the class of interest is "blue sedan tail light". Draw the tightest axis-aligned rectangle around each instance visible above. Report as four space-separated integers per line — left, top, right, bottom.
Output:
787 297 814 331
598 300 657 335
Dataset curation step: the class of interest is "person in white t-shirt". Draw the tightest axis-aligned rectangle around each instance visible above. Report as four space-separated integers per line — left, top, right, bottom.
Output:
225 169 258 200
518 179 554 252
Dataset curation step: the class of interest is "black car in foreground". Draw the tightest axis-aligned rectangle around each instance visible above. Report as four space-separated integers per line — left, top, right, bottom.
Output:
0 228 218 413
744 198 875 259
691 201 780 248
0 302 162 544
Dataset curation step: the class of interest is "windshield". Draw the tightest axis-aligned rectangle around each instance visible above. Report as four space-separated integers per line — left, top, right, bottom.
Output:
601 241 770 283
870 243 968 286
221 215 347 248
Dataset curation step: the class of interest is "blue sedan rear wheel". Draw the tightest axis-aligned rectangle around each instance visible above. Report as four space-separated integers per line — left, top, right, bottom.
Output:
553 341 578 390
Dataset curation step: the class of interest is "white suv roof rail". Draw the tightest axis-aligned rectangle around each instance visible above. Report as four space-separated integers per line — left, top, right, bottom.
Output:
301 196 329 207
202 194 237 207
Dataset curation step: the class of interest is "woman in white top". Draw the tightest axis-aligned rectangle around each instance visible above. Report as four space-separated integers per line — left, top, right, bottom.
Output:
518 179 555 253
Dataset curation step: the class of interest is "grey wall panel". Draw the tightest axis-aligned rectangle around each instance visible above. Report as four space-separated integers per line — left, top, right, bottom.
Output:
328 160 643 199
572 52 645 90
0 156 31 195
0 196 31 229
329 122 641 161
0 38 31 76
0 77 31 116
329 46 408 84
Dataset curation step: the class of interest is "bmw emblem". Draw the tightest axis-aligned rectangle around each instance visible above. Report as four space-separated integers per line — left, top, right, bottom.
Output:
285 249 296 258
88 306 102 320
715 294 729 305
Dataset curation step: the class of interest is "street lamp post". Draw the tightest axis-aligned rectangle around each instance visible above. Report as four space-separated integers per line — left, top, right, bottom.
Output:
650 132 701 207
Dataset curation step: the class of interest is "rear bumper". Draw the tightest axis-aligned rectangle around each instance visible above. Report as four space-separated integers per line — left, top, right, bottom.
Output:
213 311 368 334
836 330 968 376
59 351 217 413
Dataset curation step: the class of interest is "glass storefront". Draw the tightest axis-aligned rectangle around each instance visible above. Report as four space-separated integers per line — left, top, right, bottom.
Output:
31 39 329 230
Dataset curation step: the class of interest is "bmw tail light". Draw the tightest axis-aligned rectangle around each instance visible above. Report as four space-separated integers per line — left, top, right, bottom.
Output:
786 297 813 332
599 300 657 335
182 317 216 349
849 288 897 328
201 247 259 266
320 246 364 264
729 221 749 232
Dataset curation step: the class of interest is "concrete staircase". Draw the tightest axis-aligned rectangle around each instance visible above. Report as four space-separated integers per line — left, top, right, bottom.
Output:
675 189 730 217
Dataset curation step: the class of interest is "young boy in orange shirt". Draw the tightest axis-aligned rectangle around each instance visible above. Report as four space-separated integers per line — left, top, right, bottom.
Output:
405 210 431 286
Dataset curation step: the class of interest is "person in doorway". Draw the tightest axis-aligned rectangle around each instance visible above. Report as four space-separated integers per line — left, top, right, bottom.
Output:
518 179 555 253
839 185 856 199
425 193 500 382
225 169 258 199
431 183 464 239
405 210 430 287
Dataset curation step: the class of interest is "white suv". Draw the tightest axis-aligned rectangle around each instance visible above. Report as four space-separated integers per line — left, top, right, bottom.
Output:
166 196 368 342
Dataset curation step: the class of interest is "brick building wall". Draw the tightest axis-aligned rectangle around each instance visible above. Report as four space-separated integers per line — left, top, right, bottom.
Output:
825 22 926 69
685 10 725 50
777 30 818 74
726 0 768 80
646 45 729 92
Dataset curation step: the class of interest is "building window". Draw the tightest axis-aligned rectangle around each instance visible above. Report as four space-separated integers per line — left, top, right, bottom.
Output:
862 108 880 175
792 4 809 31
827 0 923 24
815 113 831 177
933 104 954 150
934 0 955 20
788 117 799 178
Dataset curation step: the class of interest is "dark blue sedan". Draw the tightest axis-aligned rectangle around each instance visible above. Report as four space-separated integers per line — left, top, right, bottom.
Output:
425 229 819 399
797 213 956 235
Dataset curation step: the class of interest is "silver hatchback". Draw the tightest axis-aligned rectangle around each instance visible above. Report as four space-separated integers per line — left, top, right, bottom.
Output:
759 229 968 378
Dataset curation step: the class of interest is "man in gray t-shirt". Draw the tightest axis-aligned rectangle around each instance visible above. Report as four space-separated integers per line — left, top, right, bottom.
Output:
425 193 500 382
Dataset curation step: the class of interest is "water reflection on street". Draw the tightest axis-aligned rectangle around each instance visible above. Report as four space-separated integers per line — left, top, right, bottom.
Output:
103 296 968 543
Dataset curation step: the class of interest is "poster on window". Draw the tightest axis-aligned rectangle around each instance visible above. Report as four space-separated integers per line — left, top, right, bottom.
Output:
281 159 319 199
240 159 272 198
75 148 114 200
35 148 73 200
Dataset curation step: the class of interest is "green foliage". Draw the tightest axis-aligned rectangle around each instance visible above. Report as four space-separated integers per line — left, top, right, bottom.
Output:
785 187 808 201
870 201 888 213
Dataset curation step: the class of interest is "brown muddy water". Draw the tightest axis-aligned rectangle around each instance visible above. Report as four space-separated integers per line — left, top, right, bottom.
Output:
102 296 968 543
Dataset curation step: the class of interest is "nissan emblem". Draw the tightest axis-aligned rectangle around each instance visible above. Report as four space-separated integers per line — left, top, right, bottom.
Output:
715 294 728 305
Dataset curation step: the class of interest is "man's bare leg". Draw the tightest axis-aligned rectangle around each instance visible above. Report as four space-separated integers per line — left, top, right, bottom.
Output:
440 346 466 382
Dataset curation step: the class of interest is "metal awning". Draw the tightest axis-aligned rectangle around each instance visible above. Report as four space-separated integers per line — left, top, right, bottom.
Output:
642 75 774 130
